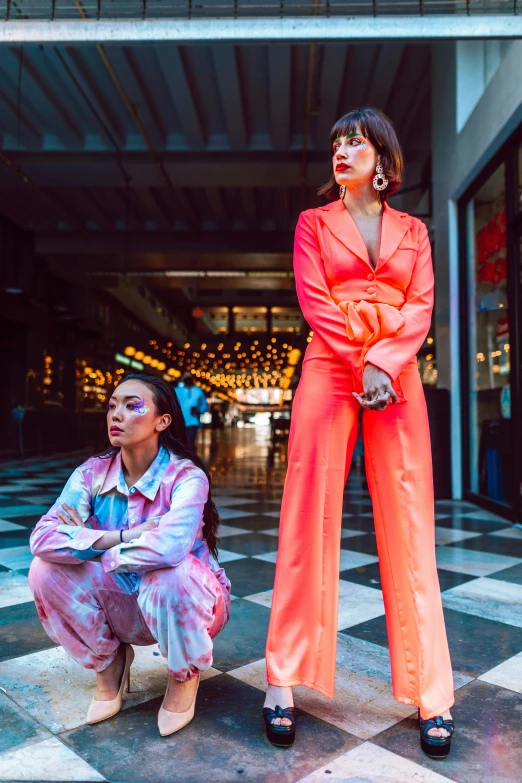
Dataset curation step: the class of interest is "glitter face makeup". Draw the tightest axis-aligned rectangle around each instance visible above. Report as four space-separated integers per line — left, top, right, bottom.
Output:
129 398 150 417
333 134 368 153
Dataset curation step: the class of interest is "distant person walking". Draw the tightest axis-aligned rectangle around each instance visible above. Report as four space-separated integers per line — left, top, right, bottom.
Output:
175 372 208 448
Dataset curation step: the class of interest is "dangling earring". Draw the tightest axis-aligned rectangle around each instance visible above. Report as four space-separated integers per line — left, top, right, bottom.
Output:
339 184 346 200
373 163 388 192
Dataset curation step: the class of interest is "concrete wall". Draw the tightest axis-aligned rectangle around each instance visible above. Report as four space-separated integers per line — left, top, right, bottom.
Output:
431 39 522 497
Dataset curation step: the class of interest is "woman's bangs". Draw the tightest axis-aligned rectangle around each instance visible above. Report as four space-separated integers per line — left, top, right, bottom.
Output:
330 113 365 145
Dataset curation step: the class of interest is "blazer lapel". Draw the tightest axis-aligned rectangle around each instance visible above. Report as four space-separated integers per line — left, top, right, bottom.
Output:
378 203 410 270
317 200 371 267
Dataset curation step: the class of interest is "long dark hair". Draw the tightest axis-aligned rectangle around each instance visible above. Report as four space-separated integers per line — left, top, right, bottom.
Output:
318 107 404 203
96 372 220 558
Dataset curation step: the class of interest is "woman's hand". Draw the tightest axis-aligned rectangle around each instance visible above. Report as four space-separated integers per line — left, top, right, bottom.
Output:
353 362 397 411
57 504 86 527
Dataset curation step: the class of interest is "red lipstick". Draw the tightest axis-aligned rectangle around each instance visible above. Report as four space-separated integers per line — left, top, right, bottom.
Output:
335 163 350 172
110 426 123 435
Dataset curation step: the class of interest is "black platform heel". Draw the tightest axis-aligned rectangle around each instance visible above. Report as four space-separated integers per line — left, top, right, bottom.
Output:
263 704 297 747
418 709 455 759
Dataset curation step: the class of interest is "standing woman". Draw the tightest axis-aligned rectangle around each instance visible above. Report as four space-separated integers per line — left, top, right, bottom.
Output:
263 108 455 759
29 373 230 737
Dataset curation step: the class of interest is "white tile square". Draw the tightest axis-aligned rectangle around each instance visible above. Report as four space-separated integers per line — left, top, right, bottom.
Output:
339 549 379 571
434 527 482 546
489 526 522 540
0 519 26 532
252 551 278 564
260 511 282 518
0 571 34 608
243 589 273 609
0 546 34 571
337 580 385 630
435 546 522 577
297 741 457 782
479 652 522 694
0 644 220 734
259 528 279 537
341 528 368 539
217 524 250 537
217 549 248 564
0 737 104 782
442 576 522 627
217 508 253 521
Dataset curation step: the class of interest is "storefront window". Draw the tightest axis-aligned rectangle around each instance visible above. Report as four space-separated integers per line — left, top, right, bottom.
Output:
467 163 512 505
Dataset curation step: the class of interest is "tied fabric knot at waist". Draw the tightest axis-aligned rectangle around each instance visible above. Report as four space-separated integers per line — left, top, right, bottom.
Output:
337 299 407 403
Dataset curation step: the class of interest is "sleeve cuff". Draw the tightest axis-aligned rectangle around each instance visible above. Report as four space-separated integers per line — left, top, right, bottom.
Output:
71 545 102 561
57 526 107 551
101 545 125 574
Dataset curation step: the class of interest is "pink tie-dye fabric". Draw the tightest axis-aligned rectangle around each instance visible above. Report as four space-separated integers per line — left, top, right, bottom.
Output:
28 447 231 680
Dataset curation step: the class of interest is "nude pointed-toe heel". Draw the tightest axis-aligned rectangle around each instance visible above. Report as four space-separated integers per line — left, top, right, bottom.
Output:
86 644 134 725
158 675 200 737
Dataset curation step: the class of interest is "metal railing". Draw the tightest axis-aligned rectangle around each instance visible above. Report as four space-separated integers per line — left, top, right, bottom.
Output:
1 0 518 19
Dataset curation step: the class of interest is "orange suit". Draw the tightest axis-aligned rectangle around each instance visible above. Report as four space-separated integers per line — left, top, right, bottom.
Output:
265 199 454 720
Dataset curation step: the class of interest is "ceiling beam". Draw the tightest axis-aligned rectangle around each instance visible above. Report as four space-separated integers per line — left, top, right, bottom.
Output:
211 45 248 149
155 46 206 149
268 45 291 150
1 17 520 44
0 157 335 187
36 232 295 255
315 44 349 150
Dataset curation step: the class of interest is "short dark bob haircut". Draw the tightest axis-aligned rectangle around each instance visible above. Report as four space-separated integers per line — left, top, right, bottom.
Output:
318 107 404 203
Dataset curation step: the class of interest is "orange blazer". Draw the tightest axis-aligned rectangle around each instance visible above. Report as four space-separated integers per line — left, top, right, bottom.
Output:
294 199 434 391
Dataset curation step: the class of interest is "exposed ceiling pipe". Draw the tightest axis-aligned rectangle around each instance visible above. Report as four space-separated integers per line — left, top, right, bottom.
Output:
299 0 321 211
75 1 179 202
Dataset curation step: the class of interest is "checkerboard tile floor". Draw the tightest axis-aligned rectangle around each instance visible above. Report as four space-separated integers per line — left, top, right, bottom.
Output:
1 430 522 782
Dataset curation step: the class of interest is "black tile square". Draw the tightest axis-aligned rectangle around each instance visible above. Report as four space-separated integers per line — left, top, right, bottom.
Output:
0 515 40 529
490 563 522 585
342 516 375 533
0 500 27 517
0 692 49 753
223 556 276 597
213 599 270 671
373 679 522 783
435 514 508 533
223 514 282 532
0 529 32 549
0 601 57 662
340 533 378 556
221 533 279 557
449 533 522 558
63 675 358 783
340 561 382 589
344 607 522 677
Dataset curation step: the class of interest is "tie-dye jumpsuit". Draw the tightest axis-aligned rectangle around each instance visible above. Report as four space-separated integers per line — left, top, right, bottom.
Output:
28 446 231 680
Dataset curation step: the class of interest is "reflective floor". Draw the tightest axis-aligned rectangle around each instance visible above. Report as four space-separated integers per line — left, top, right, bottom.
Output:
1 427 522 782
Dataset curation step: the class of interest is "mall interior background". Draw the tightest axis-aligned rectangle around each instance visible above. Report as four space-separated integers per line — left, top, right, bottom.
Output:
0 36 520 524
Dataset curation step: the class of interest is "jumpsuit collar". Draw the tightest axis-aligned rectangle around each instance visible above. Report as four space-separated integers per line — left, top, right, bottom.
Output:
317 199 410 272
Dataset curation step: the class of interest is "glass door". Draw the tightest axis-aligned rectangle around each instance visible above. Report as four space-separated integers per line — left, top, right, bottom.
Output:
465 163 514 510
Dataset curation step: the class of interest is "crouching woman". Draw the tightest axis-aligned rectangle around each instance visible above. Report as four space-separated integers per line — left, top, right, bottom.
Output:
28 373 230 737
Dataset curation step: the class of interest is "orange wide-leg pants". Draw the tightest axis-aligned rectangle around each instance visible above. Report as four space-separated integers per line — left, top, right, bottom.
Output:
265 339 454 719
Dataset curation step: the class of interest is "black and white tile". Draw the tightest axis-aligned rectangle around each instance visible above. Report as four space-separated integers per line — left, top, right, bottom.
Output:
0 432 521 782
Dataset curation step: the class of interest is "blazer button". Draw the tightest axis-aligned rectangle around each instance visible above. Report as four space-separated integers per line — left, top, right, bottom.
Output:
367 286 376 294
367 273 374 281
